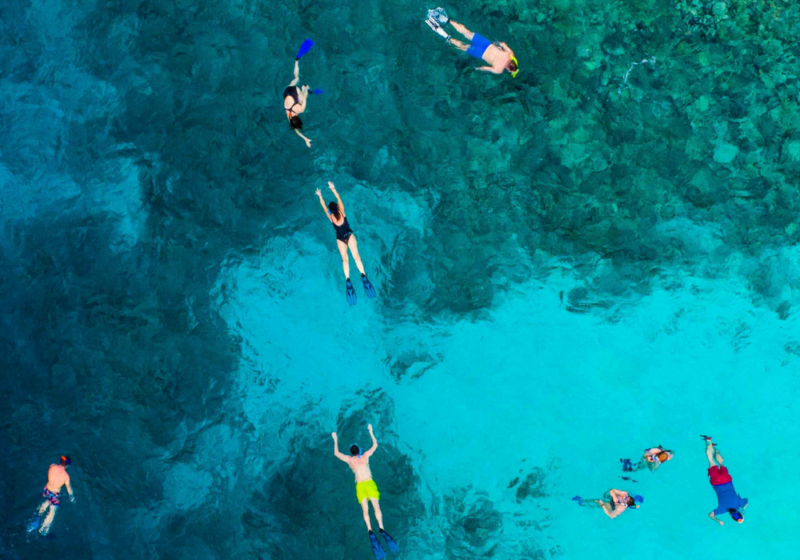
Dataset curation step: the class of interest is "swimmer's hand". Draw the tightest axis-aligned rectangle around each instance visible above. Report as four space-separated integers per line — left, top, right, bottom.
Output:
328 181 336 192
305 138 312 148
368 423 373 433
69 494 76 504
315 188 322 196
331 432 338 440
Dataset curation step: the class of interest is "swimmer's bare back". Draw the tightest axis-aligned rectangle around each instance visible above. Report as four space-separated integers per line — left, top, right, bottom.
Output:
347 455 374 483
46 464 71 494
482 42 514 73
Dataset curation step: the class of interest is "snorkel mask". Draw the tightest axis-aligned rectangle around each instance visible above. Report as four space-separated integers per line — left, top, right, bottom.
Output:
729 509 743 523
61 455 71 466
509 56 519 78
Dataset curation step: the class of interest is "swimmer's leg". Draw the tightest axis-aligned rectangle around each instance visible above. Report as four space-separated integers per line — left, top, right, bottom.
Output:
577 498 605 508
337 240 351 279
705 439 717 468
360 498 373 532
715 448 724 466
370 497 384 531
448 38 469 52
39 505 56 535
347 235 366 276
449 21 475 40
37 501 50 516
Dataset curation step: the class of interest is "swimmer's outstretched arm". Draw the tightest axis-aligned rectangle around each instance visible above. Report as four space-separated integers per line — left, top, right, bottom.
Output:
708 512 724 526
65 477 75 502
295 129 312 148
316 189 333 221
362 424 378 458
331 432 350 462
476 66 502 74
289 60 300 87
329 182 345 217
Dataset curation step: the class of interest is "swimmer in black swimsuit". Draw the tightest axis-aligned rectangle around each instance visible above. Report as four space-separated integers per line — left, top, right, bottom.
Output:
284 59 312 148
316 182 378 306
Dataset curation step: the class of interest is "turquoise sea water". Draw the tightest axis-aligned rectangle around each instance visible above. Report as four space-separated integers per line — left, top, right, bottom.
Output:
2 0 800 558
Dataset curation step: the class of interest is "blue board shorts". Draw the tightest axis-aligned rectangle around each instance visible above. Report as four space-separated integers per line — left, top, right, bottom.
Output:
466 34 491 60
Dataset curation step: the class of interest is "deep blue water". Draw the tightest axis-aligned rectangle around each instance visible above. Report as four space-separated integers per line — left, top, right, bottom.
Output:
2 0 800 558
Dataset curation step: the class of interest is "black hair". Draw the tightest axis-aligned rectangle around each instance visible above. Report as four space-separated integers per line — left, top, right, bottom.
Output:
729 508 743 521
60 455 71 467
349 444 360 456
290 115 303 130
328 201 340 218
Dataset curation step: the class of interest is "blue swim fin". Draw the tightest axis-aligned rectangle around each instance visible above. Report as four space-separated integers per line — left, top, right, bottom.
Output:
346 279 357 306
310 89 326 95
572 496 583 505
369 531 386 559
296 39 314 60
362 274 377 299
26 514 41 533
380 529 399 553
427 7 450 24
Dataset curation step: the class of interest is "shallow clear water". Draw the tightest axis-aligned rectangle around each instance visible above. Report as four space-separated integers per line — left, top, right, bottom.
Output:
2 0 799 558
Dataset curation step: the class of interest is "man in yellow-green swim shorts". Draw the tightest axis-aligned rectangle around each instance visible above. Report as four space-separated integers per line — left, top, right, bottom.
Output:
332 424 399 558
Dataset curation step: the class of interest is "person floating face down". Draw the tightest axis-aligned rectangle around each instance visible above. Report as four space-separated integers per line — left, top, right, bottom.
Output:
621 446 674 473
36 456 75 535
315 182 378 306
332 424 399 558
703 436 748 526
572 489 643 519
425 7 519 76
284 59 313 148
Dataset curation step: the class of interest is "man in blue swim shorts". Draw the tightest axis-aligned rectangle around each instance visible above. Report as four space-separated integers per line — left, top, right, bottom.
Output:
426 7 518 76
703 436 748 526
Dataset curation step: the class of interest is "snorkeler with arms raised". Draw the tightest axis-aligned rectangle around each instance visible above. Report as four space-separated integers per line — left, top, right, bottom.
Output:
703 436 748 526
332 424 399 558
572 489 643 519
316 181 377 306
30 456 75 535
425 7 518 76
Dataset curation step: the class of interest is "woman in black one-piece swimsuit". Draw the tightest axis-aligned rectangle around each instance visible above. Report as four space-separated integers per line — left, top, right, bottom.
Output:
315 182 378 305
284 59 312 148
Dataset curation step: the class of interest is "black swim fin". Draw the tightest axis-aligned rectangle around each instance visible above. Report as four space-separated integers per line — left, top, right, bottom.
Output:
346 279 357 306
369 530 386 559
380 529 399 553
362 274 378 299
